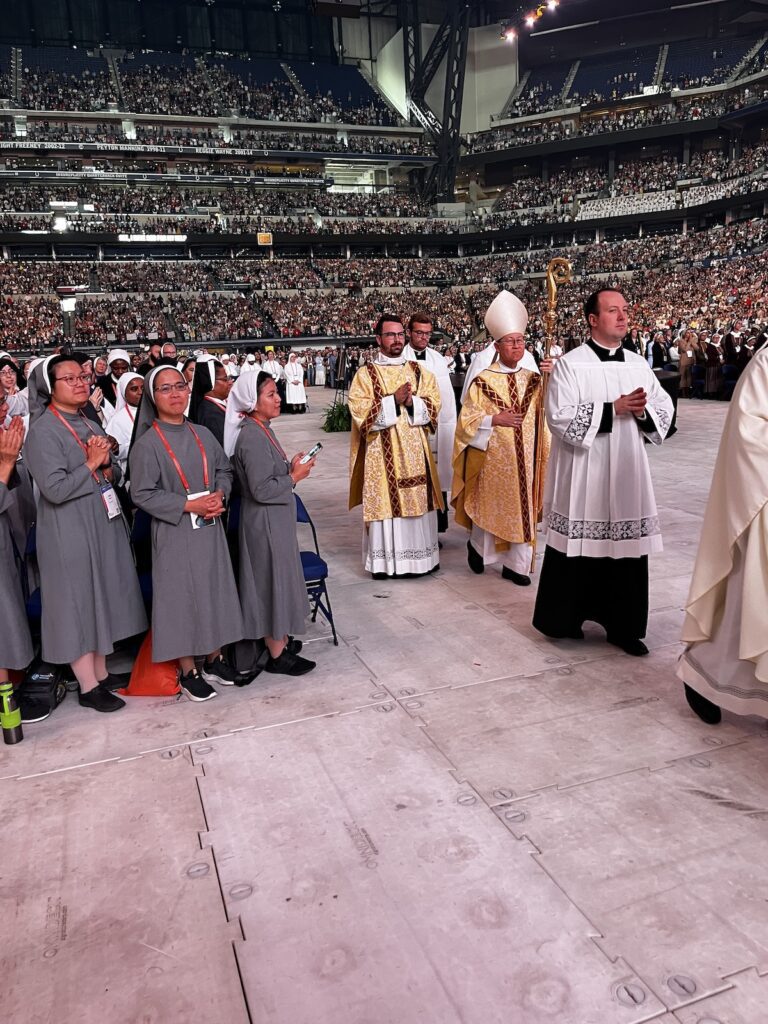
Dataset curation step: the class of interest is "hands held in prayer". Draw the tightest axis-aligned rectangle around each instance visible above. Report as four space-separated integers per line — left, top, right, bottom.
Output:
290 453 315 485
393 382 413 408
85 435 112 471
185 491 225 520
492 410 524 428
89 387 104 412
540 358 555 374
614 388 647 418
0 416 23 483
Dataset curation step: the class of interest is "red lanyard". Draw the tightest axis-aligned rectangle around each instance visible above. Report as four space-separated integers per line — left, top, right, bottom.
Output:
50 406 102 481
152 422 209 493
249 415 288 462
204 395 226 410
125 405 135 422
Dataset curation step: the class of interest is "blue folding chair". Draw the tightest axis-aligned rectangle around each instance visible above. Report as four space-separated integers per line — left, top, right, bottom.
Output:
295 493 339 646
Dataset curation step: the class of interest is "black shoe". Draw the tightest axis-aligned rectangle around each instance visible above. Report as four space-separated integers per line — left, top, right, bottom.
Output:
286 637 303 655
98 671 130 692
372 572 389 581
607 636 649 657
501 567 531 586
264 650 316 676
202 656 239 687
684 684 722 725
20 696 51 723
79 682 126 712
467 541 484 575
180 670 217 702
438 540 443 550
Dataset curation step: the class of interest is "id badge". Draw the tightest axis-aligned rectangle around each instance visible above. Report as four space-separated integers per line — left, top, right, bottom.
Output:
188 489 216 530
100 483 122 520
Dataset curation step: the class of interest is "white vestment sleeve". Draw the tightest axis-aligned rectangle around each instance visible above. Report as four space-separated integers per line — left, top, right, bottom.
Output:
641 367 674 445
406 395 430 427
545 360 602 449
371 394 399 431
468 415 494 451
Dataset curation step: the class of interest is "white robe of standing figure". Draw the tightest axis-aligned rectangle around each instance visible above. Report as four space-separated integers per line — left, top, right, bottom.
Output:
403 342 457 495
284 355 307 407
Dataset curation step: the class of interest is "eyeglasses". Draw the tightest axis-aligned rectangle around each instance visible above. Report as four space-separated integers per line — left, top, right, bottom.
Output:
381 331 406 340
410 330 432 338
155 382 189 395
54 373 92 387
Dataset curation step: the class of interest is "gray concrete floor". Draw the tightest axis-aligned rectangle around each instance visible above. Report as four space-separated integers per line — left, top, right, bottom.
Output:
3 395 768 1024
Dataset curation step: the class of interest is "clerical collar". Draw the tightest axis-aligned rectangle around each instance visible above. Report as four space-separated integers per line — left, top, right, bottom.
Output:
375 353 407 366
587 338 625 362
414 350 427 361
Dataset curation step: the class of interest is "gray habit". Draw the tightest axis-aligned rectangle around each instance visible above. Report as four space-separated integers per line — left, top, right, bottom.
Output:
23 408 147 664
129 420 244 662
0 480 34 670
233 418 309 640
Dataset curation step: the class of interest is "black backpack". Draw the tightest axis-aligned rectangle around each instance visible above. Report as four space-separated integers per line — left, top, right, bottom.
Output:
22 658 69 711
222 640 269 685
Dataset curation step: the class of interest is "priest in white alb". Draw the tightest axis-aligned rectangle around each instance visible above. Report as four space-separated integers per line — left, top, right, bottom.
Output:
532 288 674 656
676 343 768 724
349 314 443 579
404 312 457 532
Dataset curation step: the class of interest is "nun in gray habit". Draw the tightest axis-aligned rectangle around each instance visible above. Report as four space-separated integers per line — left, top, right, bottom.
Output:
224 371 316 677
0 415 34 677
128 365 243 701
23 355 147 712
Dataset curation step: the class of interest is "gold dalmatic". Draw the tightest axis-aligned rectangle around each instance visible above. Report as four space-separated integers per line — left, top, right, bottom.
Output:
349 361 443 523
452 368 550 549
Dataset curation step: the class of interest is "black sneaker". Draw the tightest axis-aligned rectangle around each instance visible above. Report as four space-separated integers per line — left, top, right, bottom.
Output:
98 671 131 692
79 683 126 713
607 636 649 657
201 656 239 687
180 670 217 702
264 650 316 677
286 637 303 655
20 696 51 723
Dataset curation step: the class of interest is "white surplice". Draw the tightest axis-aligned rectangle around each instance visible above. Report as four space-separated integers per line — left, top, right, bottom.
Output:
543 342 674 558
404 344 457 492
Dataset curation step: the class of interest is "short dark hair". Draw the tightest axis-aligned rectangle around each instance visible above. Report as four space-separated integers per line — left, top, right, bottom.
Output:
408 313 434 331
374 314 404 337
584 288 624 324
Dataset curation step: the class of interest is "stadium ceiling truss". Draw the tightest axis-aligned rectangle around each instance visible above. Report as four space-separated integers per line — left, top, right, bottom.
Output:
399 0 470 204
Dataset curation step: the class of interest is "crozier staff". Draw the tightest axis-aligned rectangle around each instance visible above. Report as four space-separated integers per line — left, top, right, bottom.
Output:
23 356 147 712
129 366 244 702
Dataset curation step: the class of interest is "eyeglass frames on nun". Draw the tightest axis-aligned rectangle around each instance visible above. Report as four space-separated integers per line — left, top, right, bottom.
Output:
54 373 92 386
155 382 189 395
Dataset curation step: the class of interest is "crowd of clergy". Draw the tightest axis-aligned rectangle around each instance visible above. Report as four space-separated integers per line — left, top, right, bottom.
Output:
1 284 766 733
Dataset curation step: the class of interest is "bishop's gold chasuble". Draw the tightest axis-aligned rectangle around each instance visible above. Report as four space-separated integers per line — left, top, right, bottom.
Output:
349 361 443 523
452 367 549 549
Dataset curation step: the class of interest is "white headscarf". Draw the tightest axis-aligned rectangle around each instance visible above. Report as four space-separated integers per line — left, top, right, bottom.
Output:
107 349 131 378
27 355 56 423
131 365 186 444
223 370 266 457
115 371 143 413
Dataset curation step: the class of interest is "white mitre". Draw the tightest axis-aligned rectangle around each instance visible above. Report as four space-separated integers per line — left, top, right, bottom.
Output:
461 290 537 401
484 289 529 340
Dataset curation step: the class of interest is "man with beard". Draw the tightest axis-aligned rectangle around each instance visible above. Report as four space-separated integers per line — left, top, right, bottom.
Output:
348 315 442 579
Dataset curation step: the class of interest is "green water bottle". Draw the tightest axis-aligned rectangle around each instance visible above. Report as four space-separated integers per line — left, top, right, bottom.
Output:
0 681 23 745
